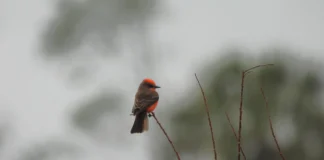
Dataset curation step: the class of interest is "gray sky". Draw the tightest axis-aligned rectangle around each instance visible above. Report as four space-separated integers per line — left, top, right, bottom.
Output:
0 0 323 159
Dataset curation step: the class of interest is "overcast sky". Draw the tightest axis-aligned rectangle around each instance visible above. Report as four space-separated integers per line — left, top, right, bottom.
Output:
0 0 323 159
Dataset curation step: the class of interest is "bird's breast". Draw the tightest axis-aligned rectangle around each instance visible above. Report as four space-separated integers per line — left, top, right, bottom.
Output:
146 101 158 112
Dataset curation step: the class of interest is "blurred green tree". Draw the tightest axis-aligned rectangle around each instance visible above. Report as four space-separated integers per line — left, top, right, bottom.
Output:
41 0 164 83
153 51 324 160
42 0 160 57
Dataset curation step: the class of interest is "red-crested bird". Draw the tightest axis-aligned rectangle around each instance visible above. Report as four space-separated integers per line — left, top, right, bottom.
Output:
130 78 160 134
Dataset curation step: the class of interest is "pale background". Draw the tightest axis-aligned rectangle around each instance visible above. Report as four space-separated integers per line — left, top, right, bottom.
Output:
0 0 324 160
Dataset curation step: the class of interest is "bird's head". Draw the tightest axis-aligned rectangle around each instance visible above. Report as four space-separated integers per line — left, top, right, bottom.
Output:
140 78 161 91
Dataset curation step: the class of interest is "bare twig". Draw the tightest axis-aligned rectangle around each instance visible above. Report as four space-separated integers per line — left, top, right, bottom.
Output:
225 112 247 160
238 63 274 160
244 64 274 75
150 112 181 160
260 88 286 160
238 71 245 160
195 73 217 160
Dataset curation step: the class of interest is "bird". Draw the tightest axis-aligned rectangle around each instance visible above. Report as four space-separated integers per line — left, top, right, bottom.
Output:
130 78 160 134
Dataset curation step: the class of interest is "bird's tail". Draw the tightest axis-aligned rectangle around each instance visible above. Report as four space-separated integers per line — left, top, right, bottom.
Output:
130 112 148 134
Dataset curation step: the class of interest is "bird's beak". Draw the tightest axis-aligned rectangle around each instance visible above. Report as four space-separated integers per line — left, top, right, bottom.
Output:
155 85 161 88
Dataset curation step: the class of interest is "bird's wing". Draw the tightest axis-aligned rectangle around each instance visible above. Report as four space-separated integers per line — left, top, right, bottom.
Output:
133 91 159 115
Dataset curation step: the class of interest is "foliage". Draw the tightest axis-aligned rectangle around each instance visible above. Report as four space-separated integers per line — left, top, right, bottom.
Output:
41 0 160 58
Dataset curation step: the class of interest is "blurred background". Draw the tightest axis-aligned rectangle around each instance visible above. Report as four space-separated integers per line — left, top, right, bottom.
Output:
1 0 324 160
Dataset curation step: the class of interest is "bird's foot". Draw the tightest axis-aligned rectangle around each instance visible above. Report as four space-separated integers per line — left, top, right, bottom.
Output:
148 112 155 118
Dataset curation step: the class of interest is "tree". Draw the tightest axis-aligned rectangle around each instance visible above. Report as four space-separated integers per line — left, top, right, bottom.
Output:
41 0 164 83
42 0 160 57
154 50 324 160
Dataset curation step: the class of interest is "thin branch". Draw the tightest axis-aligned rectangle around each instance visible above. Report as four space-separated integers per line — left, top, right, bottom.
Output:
195 73 217 160
238 71 244 160
260 88 286 160
244 64 274 74
238 63 274 160
225 111 247 160
150 112 181 160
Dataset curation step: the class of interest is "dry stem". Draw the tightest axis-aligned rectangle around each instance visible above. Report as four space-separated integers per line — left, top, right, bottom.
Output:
238 71 245 160
238 63 274 160
260 88 286 160
195 73 217 160
225 112 247 160
150 112 181 160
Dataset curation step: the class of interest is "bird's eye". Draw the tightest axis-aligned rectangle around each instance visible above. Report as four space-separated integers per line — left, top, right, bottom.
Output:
148 84 154 88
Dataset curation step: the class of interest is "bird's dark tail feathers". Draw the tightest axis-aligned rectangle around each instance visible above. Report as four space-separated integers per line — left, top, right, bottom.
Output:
131 111 148 134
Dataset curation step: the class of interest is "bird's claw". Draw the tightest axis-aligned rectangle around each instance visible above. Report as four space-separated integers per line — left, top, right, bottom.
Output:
148 113 152 117
148 112 154 118
131 113 154 117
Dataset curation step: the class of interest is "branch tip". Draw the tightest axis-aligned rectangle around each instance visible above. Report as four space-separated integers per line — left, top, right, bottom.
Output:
195 73 217 160
260 88 286 160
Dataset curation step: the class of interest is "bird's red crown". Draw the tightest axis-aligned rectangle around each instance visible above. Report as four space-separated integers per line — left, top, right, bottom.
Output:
142 78 156 86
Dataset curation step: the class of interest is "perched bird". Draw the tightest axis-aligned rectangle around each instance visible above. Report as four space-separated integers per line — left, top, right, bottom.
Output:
130 78 160 134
